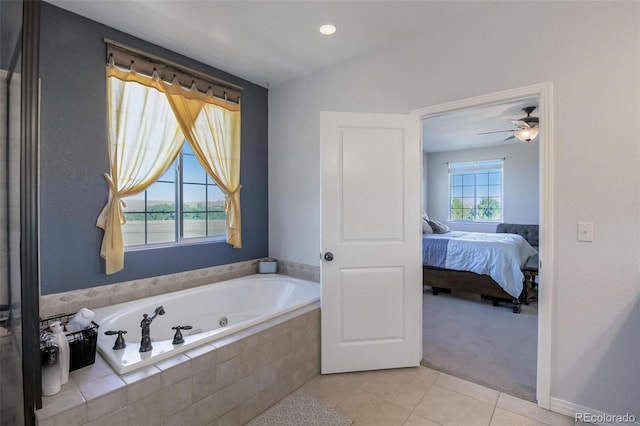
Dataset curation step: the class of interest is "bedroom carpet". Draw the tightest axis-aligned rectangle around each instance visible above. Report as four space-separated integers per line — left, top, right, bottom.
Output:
421 287 538 402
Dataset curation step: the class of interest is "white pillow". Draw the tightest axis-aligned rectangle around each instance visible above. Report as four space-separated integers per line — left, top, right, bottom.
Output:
422 211 430 221
422 219 433 234
427 219 450 234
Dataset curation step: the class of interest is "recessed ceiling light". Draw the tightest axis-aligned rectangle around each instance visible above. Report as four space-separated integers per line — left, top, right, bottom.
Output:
319 24 337 35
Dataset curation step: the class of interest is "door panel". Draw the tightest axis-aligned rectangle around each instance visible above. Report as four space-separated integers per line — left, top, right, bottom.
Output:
341 127 404 241
340 267 404 342
320 112 421 374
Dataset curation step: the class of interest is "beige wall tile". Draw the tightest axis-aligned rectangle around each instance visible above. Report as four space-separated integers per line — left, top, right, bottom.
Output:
191 392 218 426
185 343 217 374
238 393 264 425
37 379 86 420
193 366 217 403
127 392 162 426
256 363 277 392
76 373 126 402
86 407 128 426
156 354 192 388
86 387 128 421
162 406 193 426
216 358 240 390
161 378 193 417
121 365 162 404
271 353 294 380
237 347 262 377
36 404 88 426
216 406 239 426
235 371 260 401
212 335 240 363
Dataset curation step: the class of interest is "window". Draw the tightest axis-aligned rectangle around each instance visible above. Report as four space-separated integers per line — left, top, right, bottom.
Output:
449 159 503 222
98 43 242 275
122 143 226 247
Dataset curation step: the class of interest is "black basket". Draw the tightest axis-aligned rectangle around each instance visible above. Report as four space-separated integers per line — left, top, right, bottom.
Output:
40 313 99 372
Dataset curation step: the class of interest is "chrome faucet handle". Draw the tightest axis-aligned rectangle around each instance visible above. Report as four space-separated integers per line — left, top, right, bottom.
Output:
171 326 193 345
104 330 128 350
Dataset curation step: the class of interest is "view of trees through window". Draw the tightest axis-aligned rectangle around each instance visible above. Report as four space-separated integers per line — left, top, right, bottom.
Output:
449 160 503 221
122 143 226 246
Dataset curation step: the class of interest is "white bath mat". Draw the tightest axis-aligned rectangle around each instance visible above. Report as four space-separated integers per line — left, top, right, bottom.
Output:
247 391 353 426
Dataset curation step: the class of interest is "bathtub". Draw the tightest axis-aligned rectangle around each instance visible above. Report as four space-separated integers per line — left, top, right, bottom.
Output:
92 274 320 374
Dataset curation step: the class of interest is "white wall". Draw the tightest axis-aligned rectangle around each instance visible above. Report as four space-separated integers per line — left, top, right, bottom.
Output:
269 1 639 418
426 142 539 233
422 151 429 213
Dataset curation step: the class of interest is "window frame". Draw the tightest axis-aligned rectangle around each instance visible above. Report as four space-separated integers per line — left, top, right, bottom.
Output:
448 159 504 223
122 144 227 250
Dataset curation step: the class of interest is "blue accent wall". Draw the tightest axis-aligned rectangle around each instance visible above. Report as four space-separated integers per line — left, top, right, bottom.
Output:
39 3 269 294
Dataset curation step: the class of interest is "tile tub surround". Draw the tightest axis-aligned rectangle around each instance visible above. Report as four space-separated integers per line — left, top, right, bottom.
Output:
36 302 320 426
40 259 320 319
275 260 320 283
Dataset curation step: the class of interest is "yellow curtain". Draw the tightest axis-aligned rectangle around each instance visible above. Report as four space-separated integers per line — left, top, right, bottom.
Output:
165 91 242 248
96 66 185 274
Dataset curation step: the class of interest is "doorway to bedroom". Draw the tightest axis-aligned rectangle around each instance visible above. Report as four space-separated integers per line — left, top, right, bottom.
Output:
412 84 552 405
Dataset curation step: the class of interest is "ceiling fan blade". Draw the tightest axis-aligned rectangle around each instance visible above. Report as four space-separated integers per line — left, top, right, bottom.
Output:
510 120 530 128
503 135 516 141
478 130 515 135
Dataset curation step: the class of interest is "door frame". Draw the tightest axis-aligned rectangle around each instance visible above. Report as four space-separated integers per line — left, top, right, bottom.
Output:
410 82 554 409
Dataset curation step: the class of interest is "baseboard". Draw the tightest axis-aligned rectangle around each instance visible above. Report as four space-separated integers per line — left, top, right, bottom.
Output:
550 397 639 425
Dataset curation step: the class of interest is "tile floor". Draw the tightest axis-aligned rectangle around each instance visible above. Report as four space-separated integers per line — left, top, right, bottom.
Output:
299 366 574 426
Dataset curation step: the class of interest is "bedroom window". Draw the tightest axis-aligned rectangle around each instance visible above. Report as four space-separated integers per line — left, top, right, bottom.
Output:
449 159 503 222
121 143 227 247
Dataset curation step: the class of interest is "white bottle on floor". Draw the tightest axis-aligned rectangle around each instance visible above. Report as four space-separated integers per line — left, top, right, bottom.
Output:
50 322 70 384
41 342 61 396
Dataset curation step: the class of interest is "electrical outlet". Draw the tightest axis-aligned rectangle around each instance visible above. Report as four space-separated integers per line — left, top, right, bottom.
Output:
577 222 593 242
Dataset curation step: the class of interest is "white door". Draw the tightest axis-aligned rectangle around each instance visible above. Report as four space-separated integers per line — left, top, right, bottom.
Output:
320 111 422 374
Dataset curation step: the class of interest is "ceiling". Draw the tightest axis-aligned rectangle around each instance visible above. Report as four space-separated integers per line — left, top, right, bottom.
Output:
422 98 539 153
46 1 537 153
46 0 487 88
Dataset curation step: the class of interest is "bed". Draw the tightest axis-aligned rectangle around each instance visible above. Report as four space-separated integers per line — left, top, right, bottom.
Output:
422 231 537 313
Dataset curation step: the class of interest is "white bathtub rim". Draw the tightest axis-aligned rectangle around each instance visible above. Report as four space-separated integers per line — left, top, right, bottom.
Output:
92 273 320 375
92 273 317 324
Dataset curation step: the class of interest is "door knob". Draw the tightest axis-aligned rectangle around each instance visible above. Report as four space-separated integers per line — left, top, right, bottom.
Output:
324 252 334 261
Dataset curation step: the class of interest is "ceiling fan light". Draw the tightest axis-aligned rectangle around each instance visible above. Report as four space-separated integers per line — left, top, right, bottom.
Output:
514 127 539 142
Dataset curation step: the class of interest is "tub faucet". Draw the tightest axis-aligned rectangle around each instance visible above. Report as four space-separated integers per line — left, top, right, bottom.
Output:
139 306 165 352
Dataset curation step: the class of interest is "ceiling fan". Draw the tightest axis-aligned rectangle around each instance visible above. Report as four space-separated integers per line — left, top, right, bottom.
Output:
478 106 539 142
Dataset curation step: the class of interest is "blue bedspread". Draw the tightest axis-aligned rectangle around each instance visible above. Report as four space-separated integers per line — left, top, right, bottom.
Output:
422 231 537 298
422 237 449 268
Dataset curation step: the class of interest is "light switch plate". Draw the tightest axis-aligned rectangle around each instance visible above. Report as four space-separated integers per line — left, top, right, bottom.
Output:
577 222 594 242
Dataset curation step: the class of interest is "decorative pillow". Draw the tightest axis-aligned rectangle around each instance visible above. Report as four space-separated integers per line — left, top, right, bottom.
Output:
422 211 430 221
422 219 433 234
427 219 450 234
